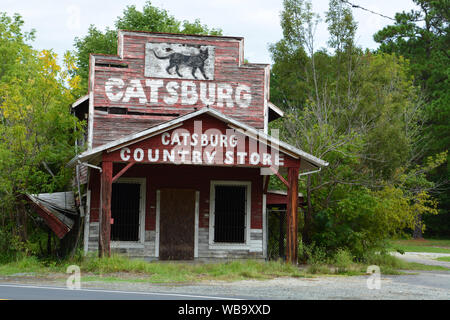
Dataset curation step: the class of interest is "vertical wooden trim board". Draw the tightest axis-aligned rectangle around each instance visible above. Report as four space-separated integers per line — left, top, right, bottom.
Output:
155 190 160 258
194 191 199 258
83 190 91 255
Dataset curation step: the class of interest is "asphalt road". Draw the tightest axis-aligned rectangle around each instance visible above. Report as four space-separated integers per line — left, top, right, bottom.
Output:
1 251 449 300
0 283 246 300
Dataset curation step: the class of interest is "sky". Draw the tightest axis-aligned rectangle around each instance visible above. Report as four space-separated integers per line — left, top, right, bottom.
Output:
2 0 419 64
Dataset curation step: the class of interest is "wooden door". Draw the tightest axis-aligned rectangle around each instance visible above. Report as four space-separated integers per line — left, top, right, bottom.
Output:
159 189 196 260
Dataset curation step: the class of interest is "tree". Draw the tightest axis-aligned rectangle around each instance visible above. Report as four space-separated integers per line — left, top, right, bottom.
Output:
72 1 222 92
374 0 449 237
269 0 439 257
0 13 82 259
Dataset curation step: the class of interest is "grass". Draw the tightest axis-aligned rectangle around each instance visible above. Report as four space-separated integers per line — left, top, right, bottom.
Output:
435 256 450 262
0 255 305 283
0 251 448 284
390 239 450 254
304 251 450 276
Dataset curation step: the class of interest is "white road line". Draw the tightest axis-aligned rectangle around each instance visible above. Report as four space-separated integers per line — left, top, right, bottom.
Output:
0 283 241 300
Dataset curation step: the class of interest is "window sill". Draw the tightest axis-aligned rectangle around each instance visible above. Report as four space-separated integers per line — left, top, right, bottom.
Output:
209 243 250 250
111 241 145 248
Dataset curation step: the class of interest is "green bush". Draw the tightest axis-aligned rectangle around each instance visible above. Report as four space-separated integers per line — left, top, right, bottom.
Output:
311 187 418 260
0 229 29 263
333 248 354 273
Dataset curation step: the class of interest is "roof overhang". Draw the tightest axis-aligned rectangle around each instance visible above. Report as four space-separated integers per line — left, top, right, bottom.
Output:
268 102 284 122
71 94 89 109
68 107 329 172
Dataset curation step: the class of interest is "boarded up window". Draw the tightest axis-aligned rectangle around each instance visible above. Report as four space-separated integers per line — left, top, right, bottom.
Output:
214 185 246 243
111 183 140 241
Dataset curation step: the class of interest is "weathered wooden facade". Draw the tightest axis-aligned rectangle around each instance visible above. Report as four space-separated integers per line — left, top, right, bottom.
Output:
69 31 328 262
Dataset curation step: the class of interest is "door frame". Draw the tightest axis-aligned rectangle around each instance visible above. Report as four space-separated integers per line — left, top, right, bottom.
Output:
110 177 146 248
155 189 199 259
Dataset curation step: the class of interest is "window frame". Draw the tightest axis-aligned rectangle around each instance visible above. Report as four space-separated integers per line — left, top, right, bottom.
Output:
209 180 251 250
110 177 146 248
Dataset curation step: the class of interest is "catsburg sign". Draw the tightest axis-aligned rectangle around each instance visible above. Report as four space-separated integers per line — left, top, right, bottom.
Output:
105 42 252 108
113 124 284 168
105 79 252 108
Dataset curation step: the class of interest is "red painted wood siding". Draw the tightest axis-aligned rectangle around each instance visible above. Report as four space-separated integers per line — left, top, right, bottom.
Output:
92 110 173 148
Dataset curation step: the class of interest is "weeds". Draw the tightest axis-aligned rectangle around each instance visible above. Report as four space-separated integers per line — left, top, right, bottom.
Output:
0 247 447 282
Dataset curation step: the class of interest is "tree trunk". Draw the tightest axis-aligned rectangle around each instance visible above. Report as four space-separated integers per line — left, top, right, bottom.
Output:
47 228 52 256
413 214 423 239
14 199 28 243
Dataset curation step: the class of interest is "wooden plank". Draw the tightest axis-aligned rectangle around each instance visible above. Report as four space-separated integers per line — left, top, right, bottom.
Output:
112 162 135 183
159 189 196 260
263 175 270 194
99 161 113 257
270 166 289 187
285 166 299 264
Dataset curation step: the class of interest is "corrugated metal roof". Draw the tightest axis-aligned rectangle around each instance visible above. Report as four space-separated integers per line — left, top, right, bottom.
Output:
25 192 78 238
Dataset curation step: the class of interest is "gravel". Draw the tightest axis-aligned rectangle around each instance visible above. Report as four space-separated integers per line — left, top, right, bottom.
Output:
2 270 449 300
1 252 449 300
77 272 450 300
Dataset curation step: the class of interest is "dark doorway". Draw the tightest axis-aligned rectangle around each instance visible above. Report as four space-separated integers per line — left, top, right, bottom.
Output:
159 189 196 260
214 185 246 243
111 183 141 241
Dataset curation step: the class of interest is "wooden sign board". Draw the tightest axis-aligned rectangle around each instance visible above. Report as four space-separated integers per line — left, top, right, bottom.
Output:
102 113 298 168
89 31 270 148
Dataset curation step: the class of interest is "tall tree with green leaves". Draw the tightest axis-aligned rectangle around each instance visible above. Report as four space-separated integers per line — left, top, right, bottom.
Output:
374 0 449 237
0 13 82 259
72 1 222 92
268 0 439 256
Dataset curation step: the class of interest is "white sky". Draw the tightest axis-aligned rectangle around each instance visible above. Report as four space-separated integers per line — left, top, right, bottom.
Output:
2 0 419 64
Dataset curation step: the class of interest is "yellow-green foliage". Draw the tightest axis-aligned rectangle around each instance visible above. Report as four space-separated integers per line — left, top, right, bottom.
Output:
0 12 83 260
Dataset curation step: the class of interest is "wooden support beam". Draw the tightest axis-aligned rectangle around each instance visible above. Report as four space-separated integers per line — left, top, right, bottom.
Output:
263 175 270 194
112 162 135 183
269 166 289 188
99 161 113 258
286 166 299 264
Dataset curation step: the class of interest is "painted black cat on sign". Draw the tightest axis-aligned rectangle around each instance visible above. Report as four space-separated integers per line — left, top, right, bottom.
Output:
151 48 210 80
145 43 215 80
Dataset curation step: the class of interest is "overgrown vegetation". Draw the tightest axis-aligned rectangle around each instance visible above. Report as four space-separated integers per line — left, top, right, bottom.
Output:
0 252 447 283
268 0 447 261
0 13 82 261
390 238 450 254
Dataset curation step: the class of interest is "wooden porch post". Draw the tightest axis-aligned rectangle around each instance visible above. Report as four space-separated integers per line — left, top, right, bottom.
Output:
99 161 113 258
286 166 299 264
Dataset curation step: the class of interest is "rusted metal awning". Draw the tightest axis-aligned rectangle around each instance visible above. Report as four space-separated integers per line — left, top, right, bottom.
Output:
25 192 78 239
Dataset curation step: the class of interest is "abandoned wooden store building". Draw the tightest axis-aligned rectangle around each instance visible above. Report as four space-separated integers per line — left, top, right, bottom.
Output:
29 30 328 262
